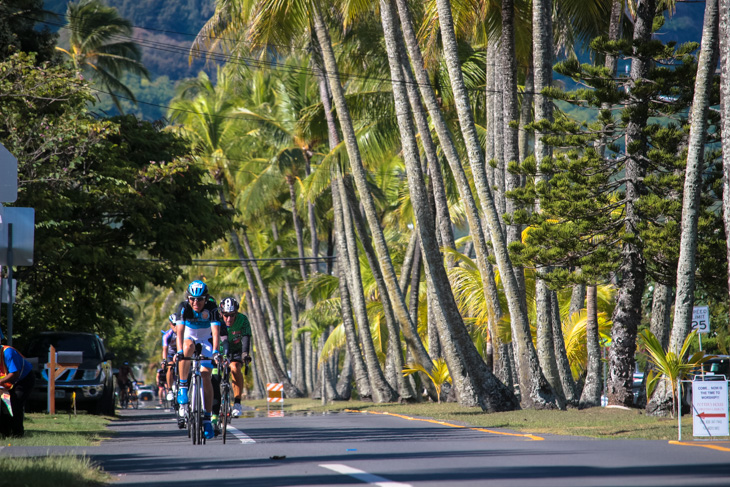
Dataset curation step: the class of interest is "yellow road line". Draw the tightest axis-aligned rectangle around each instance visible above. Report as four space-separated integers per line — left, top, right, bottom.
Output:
345 409 544 441
669 440 730 452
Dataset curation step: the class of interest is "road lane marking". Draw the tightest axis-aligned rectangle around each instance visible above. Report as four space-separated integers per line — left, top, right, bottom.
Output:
225 425 256 443
320 463 411 487
669 440 730 452
345 409 544 441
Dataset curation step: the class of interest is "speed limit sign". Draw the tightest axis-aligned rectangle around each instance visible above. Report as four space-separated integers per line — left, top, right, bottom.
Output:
692 306 710 334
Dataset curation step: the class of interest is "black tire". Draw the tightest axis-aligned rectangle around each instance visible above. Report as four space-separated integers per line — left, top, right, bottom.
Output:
222 386 230 444
98 386 116 416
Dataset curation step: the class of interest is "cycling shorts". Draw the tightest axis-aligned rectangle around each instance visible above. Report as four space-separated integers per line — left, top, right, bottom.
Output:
183 326 216 369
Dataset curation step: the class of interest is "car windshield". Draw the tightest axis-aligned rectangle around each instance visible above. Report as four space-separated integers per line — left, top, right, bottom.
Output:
25 335 102 361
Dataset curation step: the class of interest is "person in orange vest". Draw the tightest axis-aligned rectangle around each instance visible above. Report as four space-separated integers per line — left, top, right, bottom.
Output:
0 344 35 438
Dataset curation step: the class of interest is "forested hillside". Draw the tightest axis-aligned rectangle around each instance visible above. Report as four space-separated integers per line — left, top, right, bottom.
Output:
45 0 215 119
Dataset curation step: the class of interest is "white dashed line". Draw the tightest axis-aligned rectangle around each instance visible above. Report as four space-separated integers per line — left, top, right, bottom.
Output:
320 463 411 487
224 424 256 443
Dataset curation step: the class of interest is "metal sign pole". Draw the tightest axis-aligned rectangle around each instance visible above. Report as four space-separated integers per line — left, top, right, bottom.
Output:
5 224 12 346
0 265 4 342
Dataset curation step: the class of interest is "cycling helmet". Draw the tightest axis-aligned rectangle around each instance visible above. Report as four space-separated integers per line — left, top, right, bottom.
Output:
219 296 239 314
168 314 177 324
187 280 208 298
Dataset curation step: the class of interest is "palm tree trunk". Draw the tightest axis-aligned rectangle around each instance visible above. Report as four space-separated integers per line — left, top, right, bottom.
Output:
642 282 673 410
395 24 455 253
336 348 353 400
434 0 559 409
669 0 719 354
272 222 306 393
569 284 586 318
579 285 603 408
335 174 397 402
237 229 302 397
551 290 579 405
332 182 373 400
650 283 674 351
722 0 730 309
310 4 434 381
240 229 288 372
607 0 656 408
381 0 517 411
393 0 508 376
536 280 564 403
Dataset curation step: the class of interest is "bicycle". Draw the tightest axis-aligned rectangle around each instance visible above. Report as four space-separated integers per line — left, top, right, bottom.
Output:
219 356 232 444
128 382 139 409
219 356 249 444
180 343 206 445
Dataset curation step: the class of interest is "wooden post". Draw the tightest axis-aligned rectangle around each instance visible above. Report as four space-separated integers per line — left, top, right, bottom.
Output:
48 345 56 414
46 346 81 414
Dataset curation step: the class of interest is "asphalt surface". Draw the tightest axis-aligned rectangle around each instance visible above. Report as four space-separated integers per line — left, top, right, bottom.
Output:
4 404 730 486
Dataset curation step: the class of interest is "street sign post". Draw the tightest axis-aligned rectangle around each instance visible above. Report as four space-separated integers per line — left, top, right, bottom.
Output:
0 208 34 345
692 380 729 437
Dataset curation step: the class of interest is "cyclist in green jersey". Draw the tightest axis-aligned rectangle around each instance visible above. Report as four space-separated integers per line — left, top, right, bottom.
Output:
218 296 251 417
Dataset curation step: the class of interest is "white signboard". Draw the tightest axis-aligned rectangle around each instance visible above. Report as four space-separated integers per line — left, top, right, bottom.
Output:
693 380 729 437
692 306 710 334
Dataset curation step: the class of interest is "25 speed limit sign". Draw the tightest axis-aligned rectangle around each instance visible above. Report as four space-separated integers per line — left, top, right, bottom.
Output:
692 306 710 334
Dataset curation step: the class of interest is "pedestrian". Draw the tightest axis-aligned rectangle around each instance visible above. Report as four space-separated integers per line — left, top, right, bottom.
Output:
0 344 36 438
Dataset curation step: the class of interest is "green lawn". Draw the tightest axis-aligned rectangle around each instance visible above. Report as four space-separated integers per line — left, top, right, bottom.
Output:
0 412 114 487
246 398 693 441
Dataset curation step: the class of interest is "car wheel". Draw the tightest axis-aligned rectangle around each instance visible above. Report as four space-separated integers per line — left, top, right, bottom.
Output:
96 385 116 416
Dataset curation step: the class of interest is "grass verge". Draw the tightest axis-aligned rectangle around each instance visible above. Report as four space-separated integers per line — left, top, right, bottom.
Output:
0 454 110 487
1 412 114 487
3 412 114 447
246 398 692 441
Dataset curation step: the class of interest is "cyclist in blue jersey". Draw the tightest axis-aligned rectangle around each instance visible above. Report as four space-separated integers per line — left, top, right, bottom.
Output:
174 280 221 440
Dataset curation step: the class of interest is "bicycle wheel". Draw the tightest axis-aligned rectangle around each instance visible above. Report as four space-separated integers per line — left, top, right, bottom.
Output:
191 377 200 445
132 394 139 409
221 385 230 444
196 379 205 445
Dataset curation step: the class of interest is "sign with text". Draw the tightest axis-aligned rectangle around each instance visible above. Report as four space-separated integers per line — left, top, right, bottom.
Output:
692 380 729 437
692 306 710 334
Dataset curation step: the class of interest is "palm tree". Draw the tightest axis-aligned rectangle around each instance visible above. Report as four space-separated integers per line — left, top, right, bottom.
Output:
722 2 730 311
641 330 712 417
56 0 148 112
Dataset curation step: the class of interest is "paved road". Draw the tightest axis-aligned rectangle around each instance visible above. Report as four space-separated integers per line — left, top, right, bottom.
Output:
5 406 730 486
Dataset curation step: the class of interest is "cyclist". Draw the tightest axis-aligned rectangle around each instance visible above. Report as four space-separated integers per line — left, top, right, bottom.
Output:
218 296 252 418
161 314 178 399
117 361 137 408
156 367 167 407
174 279 222 440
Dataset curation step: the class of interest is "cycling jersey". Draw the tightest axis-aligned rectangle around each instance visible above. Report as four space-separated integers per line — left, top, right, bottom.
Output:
222 313 251 355
176 300 221 330
162 328 178 358
175 299 222 362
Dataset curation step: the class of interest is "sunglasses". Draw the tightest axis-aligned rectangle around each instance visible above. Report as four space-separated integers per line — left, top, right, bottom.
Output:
222 313 236 319
189 296 206 303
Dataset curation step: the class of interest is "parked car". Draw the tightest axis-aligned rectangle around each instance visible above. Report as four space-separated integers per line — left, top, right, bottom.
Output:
137 384 155 402
23 332 116 415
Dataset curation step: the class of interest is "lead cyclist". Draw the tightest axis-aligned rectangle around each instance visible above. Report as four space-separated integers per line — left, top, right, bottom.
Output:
174 280 222 440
